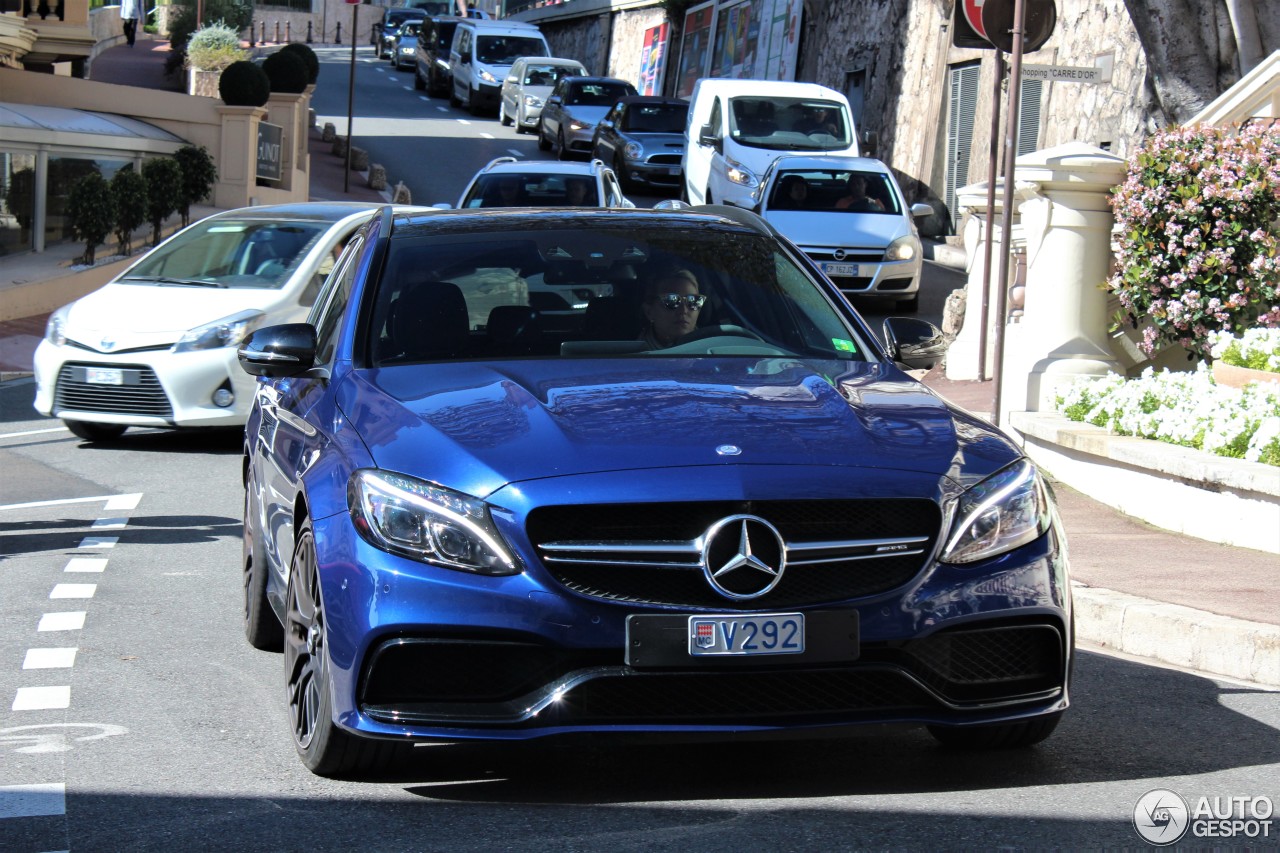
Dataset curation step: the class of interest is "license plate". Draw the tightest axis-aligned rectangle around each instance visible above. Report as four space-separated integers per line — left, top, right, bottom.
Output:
85 367 123 385
821 262 859 277
665 166 681 176
688 613 804 657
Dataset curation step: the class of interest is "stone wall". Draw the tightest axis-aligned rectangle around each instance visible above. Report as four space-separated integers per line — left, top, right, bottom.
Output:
605 6 666 89
540 13 612 76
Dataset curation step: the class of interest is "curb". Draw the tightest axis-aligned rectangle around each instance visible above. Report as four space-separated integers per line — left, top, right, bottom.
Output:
923 239 966 271
1073 583 1280 688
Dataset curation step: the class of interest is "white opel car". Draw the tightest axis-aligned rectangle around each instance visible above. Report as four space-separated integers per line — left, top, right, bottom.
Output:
33 203 394 441
753 155 933 311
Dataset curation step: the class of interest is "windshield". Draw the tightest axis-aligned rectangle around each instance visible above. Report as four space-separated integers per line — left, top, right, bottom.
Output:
567 81 636 107
434 21 457 49
622 103 688 133
728 97 853 152
768 169 901 215
367 223 870 364
522 63 583 86
476 36 547 65
411 1 451 13
122 219 327 289
462 174 599 208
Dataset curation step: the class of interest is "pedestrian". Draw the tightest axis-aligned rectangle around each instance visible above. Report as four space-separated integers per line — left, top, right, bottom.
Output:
120 0 141 47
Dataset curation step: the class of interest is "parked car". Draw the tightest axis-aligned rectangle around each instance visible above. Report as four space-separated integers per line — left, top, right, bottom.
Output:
453 156 633 209
538 76 638 160
683 78 860 208
414 15 465 96
32 203 399 441
371 6 423 49
752 155 932 311
449 18 550 115
499 56 588 133
378 10 425 60
591 95 688 192
237 204 1073 777
390 21 422 71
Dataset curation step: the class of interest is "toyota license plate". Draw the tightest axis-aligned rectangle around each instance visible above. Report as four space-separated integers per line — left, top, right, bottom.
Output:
821 262 859 277
688 613 804 657
85 367 123 385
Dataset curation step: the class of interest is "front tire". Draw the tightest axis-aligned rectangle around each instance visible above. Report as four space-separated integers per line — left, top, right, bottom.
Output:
285 519 397 777
556 129 569 161
467 86 483 116
413 68 425 90
64 420 127 442
537 121 551 151
928 712 1063 750
500 104 513 126
449 85 461 108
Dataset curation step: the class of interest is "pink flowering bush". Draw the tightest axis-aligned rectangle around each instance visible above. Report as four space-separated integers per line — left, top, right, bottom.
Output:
1108 122 1280 357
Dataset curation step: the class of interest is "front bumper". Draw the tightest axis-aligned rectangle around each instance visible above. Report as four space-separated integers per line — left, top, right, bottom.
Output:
623 158 684 187
473 81 503 107
800 245 922 299
32 339 255 428
312 506 1071 742
563 125 596 154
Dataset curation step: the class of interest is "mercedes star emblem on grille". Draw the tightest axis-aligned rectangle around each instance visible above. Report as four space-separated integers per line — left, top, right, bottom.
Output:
701 514 786 600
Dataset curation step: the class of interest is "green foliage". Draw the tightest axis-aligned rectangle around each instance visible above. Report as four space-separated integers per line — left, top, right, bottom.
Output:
110 165 148 256
262 49 309 94
141 157 183 247
4 167 34 233
166 0 251 55
67 172 116 266
174 145 218 228
219 60 271 107
185 21 247 72
279 42 320 85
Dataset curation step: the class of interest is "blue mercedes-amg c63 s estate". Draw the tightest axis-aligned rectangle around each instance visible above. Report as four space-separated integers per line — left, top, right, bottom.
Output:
237 204 1072 777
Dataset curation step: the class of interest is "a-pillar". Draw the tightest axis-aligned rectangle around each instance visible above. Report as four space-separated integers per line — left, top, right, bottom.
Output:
214 104 267 209
1001 141 1128 415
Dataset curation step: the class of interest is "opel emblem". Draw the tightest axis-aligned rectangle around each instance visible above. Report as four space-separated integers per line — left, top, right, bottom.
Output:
833 248 848 261
700 514 786 600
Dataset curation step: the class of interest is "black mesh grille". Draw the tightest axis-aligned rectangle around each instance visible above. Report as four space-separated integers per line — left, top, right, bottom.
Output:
528 500 940 609
805 249 885 263
899 624 1064 702
55 362 173 418
646 154 682 165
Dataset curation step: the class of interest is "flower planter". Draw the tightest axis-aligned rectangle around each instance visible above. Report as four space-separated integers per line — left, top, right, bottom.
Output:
1213 362 1280 389
189 68 221 98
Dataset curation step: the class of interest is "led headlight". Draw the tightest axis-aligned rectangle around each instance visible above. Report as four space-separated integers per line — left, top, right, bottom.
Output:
941 459 1053 564
400 46 415 55
436 58 450 69
524 94 544 108
624 141 644 160
725 159 758 187
479 69 498 84
348 470 518 575
172 309 264 353
885 234 920 262
45 305 71 346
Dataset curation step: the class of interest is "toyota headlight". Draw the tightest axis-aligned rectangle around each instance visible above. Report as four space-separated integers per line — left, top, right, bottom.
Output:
172 309 264 353
941 460 1053 564
885 234 920 262
524 94 544 109
479 69 498 84
725 160 758 187
45 305 71 346
623 141 644 160
348 470 517 575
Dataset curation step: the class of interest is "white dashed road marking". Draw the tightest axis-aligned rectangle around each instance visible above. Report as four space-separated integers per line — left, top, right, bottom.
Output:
91 517 128 530
49 584 96 599
12 687 71 711
64 557 107 573
38 612 86 632
22 648 77 670
507 149 523 158
456 118 471 125
0 784 66 818
78 536 117 549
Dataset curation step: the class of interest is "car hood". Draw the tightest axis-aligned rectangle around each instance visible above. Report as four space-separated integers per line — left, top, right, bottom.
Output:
340 358 1018 500
517 85 553 99
564 105 610 125
764 210 910 249
60 282 293 349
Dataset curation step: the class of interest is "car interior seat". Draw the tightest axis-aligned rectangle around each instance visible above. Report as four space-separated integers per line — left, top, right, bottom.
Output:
388 281 471 362
580 295 640 341
486 305 542 356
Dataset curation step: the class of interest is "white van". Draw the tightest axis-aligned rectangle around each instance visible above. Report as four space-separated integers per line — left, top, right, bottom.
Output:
682 79 859 208
449 19 550 115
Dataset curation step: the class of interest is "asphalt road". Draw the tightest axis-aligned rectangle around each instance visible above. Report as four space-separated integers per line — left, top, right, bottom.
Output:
0 47 1275 851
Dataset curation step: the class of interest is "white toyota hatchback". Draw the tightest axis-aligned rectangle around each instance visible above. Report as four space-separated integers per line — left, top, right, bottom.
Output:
753 155 933 311
33 203 393 441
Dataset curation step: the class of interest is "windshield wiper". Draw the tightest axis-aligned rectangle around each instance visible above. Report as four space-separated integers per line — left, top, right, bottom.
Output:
120 276 227 288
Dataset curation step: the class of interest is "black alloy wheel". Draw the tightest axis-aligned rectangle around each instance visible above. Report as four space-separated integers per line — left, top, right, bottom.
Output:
557 128 569 161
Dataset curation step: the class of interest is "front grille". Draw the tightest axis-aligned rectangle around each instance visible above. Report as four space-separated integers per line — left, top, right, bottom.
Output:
898 623 1064 703
804 249 884 264
55 362 173 418
528 500 940 609
646 154 682 165
834 277 875 291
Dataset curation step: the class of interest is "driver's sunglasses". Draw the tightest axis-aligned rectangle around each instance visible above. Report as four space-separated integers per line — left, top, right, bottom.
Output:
658 293 707 311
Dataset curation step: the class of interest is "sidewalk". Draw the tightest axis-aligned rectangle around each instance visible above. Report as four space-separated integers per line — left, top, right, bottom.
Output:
2 39 1276 689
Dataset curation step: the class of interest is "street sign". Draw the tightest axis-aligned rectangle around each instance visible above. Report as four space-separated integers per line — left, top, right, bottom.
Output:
257 121 283 182
1021 63 1103 83
981 0 1057 53
962 0 988 39
951 1 994 49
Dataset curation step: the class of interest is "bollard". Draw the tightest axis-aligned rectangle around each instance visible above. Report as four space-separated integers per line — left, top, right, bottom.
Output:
306 20 312 44
368 164 387 191
322 121 336 142
285 21 291 42
248 23 256 48
335 21 342 45
259 20 265 44
349 146 370 172
274 20 280 43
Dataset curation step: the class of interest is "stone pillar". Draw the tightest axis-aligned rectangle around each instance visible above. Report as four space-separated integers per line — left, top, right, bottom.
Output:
947 180 1022 381
1003 142 1128 413
214 104 267 209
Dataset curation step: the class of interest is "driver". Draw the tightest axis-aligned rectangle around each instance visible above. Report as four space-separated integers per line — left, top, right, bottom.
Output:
639 267 704 349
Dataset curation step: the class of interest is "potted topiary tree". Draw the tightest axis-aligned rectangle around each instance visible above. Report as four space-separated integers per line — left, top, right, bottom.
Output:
219 59 271 107
278 42 319 87
67 172 116 265
174 145 218 228
141 157 183 247
262 48 309 95
110 164 148 256
185 21 247 97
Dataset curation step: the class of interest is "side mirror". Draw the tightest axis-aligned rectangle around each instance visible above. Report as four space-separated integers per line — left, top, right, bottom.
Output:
698 125 721 150
547 95 562 106
882 317 946 371
910 203 933 218
237 324 318 378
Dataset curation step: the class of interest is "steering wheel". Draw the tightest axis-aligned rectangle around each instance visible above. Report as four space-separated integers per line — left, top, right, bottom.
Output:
682 324 764 343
